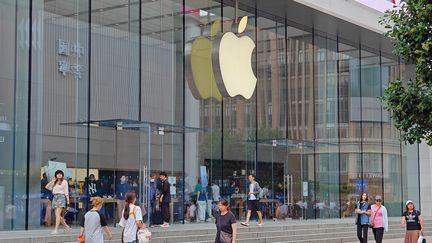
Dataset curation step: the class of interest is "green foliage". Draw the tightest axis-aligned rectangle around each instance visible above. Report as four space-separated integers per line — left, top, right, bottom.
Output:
380 0 432 145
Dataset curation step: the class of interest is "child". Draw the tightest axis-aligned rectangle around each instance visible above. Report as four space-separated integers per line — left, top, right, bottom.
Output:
78 197 112 243
188 200 197 222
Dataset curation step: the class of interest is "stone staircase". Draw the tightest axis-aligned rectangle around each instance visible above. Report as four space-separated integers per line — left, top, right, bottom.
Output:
0 219 431 243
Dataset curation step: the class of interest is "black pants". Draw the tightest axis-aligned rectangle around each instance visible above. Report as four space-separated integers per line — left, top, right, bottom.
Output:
162 202 170 223
357 224 369 243
372 227 384 243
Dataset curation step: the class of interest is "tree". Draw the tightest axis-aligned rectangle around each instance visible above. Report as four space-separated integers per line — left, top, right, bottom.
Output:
380 0 432 145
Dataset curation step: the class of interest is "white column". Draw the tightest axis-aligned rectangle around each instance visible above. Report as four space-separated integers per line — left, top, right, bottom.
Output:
419 142 432 217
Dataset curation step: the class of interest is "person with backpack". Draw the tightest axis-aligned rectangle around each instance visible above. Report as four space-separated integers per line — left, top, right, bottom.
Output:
215 199 236 243
241 174 263 227
78 197 112 243
370 195 388 243
401 200 424 243
119 192 146 243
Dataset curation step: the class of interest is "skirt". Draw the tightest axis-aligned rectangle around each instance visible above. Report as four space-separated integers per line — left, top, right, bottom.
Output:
404 230 420 243
52 194 66 209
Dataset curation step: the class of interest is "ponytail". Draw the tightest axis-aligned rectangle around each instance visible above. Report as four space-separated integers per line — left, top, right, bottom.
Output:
219 198 230 211
123 192 136 220
124 204 130 220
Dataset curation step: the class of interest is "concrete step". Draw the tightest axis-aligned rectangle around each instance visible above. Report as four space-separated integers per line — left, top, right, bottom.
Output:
149 228 432 243
63 226 432 243
2 219 432 243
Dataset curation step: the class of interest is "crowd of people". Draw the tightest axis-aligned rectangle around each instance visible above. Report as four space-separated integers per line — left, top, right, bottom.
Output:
42 170 172 242
41 170 426 243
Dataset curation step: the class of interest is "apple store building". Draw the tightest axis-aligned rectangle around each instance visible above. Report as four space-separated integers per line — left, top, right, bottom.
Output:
0 0 424 230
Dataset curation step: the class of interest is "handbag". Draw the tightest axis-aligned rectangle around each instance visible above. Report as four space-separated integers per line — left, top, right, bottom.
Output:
369 205 381 228
120 206 152 243
130 206 152 243
220 231 232 243
137 228 152 243
217 214 232 243
418 233 426 243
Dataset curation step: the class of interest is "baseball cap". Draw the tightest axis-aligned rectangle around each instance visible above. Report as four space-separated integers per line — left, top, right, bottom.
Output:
375 195 382 200
406 200 413 205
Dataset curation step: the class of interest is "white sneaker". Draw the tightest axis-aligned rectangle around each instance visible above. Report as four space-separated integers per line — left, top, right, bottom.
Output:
161 223 170 228
241 222 250 227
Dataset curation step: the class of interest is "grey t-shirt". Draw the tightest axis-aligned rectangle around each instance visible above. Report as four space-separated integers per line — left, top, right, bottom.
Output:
81 210 107 243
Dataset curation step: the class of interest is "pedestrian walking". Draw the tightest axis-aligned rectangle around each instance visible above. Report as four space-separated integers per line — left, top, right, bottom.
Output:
370 195 388 243
215 199 236 243
119 192 146 243
45 170 70 234
241 174 263 227
355 192 371 243
78 197 112 243
401 200 424 243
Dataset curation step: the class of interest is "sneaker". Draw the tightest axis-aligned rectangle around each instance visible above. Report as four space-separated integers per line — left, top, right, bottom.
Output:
50 230 59 235
64 225 71 233
241 222 250 227
258 222 264 226
161 223 170 228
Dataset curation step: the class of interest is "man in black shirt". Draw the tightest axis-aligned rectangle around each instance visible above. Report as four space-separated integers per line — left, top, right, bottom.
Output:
159 171 171 227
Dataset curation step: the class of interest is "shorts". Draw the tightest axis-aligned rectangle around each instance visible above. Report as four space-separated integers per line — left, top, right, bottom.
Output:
52 194 66 209
247 200 261 212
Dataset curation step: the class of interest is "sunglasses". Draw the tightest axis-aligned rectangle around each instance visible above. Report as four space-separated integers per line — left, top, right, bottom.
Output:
376 199 382 202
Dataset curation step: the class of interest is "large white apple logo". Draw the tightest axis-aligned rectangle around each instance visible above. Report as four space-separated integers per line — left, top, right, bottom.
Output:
212 16 257 99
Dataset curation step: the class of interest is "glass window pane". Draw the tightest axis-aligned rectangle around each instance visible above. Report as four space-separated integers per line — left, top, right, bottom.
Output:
338 40 361 218
0 0 30 230
314 32 339 219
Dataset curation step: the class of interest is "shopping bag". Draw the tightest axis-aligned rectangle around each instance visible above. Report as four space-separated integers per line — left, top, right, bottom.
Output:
418 234 426 243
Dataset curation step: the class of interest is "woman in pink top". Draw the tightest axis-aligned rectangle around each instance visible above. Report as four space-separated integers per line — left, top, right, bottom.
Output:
370 195 388 243
45 170 70 234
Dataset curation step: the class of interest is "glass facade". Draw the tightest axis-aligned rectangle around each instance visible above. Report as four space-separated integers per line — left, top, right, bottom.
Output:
0 0 421 230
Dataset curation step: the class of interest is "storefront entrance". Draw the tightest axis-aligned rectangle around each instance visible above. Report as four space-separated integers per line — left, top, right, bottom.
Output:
55 119 203 227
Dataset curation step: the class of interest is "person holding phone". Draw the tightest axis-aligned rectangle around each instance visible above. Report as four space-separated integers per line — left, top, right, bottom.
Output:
45 170 70 234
